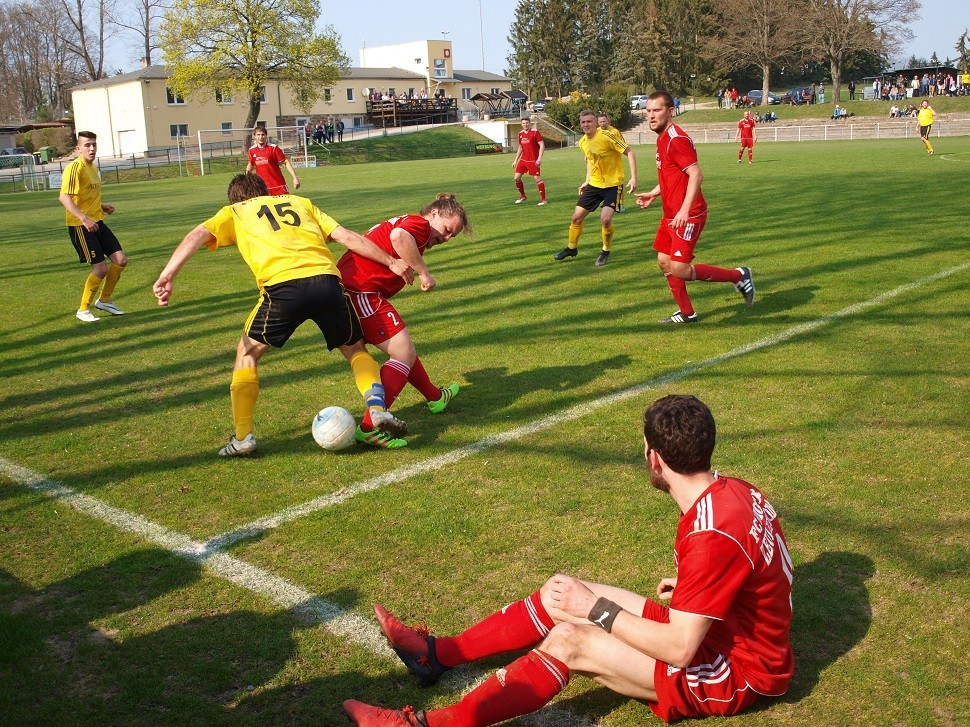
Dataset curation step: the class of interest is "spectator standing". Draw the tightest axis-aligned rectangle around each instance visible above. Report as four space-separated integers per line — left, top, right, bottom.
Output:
848 80 856 100
818 83 825 104
336 119 345 142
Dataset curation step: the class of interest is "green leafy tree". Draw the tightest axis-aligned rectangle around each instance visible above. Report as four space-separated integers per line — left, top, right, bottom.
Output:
955 29 970 72
159 0 348 133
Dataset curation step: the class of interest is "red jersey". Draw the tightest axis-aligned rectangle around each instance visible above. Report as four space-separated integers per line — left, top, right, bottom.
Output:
670 476 794 697
517 129 544 162
655 124 707 219
738 117 756 140
337 214 433 298
247 143 288 194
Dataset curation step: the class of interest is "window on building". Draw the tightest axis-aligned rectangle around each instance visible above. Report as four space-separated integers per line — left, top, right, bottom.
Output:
388 88 396 97
324 88 332 102
215 88 233 104
166 87 185 104
353 117 362 127
259 86 267 103
433 59 446 78
491 88 500 95
170 123 189 137
461 88 472 100
346 88 355 102
221 122 232 135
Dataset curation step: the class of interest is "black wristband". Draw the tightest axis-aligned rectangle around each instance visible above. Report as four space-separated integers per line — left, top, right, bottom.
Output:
587 597 621 633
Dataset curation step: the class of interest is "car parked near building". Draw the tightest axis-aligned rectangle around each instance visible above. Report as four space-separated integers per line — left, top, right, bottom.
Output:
630 94 650 109
745 90 782 105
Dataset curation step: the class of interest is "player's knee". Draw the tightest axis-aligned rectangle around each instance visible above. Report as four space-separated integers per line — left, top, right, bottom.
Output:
669 262 692 280
112 252 128 268
541 622 589 665
91 261 109 278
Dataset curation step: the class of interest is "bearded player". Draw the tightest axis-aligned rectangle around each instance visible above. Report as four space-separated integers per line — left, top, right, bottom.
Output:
638 92 754 324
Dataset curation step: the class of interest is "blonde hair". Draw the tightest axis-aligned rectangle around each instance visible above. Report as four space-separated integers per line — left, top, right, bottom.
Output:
419 193 471 236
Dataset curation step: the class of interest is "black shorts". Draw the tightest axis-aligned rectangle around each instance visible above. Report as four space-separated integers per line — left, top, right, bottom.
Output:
68 221 122 265
245 274 363 349
577 184 621 212
919 124 932 139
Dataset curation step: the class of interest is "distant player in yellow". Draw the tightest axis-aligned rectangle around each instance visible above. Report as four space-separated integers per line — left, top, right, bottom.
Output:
59 131 128 322
152 173 415 455
554 109 637 267
916 100 936 155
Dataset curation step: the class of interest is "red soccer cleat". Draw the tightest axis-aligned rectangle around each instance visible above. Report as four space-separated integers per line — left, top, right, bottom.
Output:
373 604 448 686
343 699 428 726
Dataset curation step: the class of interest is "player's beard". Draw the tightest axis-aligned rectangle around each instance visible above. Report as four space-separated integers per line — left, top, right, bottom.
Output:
649 466 670 493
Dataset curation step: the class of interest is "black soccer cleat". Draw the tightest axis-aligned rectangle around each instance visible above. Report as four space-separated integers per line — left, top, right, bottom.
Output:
553 247 578 261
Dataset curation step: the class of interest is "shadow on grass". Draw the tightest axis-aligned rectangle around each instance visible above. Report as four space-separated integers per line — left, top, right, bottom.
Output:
0 550 383 725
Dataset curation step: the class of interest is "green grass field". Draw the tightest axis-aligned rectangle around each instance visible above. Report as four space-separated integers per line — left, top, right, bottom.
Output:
1 133 968 726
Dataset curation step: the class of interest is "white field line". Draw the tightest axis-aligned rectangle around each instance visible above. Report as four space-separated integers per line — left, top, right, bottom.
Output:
206 261 970 553
1 262 966 719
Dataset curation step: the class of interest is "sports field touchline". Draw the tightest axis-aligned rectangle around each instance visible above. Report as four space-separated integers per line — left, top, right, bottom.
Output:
1 262 966 688
204 260 970 552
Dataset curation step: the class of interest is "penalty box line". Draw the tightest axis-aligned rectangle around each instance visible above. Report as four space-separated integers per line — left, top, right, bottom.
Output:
205 261 970 553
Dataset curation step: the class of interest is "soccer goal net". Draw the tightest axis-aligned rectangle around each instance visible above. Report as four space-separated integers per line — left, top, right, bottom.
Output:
0 154 43 192
195 125 310 176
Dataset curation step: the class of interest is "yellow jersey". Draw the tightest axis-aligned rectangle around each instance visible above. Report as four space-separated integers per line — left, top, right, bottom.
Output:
917 107 935 127
203 194 342 290
579 127 628 188
60 157 104 226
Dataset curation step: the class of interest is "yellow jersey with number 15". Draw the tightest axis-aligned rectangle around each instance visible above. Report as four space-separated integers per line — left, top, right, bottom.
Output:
203 194 342 289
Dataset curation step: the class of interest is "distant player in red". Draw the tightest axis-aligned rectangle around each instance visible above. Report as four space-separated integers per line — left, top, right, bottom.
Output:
337 194 470 449
735 111 757 163
343 394 794 726
513 117 547 205
245 127 300 195
637 92 754 324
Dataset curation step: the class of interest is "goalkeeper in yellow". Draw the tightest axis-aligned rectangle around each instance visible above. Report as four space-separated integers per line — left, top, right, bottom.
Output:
553 109 637 267
153 173 414 455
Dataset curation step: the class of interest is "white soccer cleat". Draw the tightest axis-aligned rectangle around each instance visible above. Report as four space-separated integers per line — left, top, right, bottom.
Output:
219 433 257 457
76 309 100 323
95 298 125 315
371 409 408 438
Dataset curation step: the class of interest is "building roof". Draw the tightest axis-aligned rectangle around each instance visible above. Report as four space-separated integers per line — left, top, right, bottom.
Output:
71 64 512 91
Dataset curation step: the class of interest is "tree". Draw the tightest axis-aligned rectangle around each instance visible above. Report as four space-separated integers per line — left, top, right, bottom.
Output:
115 0 167 66
56 0 112 81
705 0 810 105
808 0 920 103
955 29 969 71
159 0 348 133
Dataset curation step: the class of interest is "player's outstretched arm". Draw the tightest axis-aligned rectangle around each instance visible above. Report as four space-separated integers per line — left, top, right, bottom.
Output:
153 225 216 306
636 185 661 208
331 226 414 285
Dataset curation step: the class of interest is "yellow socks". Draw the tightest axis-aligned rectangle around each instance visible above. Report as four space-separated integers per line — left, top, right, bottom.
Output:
99 263 124 301
568 223 582 249
601 224 614 252
230 367 259 440
79 272 103 311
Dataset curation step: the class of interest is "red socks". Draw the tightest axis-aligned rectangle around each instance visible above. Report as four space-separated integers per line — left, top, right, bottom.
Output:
692 264 742 284
435 590 553 667
407 357 441 402
665 273 695 317
426 650 569 727
537 181 547 201
515 180 525 197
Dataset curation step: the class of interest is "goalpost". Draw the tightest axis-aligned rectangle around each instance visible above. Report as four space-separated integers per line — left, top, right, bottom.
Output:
0 154 43 192
195 125 313 176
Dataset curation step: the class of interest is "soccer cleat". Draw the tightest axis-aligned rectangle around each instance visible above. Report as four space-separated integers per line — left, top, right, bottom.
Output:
658 311 699 324
595 250 610 267
737 159 742 163
219 433 257 457
75 309 100 323
94 298 124 315
373 604 448 686
427 384 459 414
343 700 428 727
537 200 547 206
371 409 408 437
355 426 407 449
735 266 755 306
514 196 527 204
553 247 578 261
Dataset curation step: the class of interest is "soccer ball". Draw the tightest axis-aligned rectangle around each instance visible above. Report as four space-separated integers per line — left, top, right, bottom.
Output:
311 406 356 450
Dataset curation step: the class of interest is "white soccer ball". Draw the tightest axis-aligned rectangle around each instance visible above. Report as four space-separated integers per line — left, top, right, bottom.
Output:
311 406 356 450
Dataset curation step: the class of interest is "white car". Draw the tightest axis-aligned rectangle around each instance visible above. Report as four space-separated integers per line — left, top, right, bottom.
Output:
630 95 649 110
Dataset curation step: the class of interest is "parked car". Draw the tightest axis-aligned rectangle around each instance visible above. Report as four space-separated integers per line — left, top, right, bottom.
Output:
531 99 549 112
630 94 650 110
745 90 781 106
1 147 28 156
782 87 811 105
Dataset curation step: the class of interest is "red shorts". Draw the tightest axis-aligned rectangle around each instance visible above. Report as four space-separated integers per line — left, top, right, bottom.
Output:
347 290 406 345
652 214 707 264
739 138 754 148
641 600 760 722
515 160 540 176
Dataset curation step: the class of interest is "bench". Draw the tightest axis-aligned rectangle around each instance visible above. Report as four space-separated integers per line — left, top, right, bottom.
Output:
475 143 504 154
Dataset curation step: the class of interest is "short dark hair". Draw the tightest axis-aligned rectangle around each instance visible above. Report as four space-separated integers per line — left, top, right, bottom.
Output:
227 173 269 203
77 131 97 141
643 395 716 474
648 91 674 109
